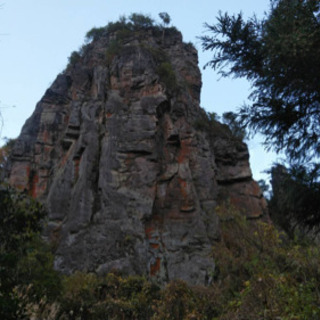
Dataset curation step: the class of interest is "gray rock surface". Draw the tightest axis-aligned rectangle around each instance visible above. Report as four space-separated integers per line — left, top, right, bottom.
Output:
8 26 267 285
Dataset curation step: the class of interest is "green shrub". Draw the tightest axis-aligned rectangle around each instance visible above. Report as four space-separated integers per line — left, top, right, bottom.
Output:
193 112 222 131
16 237 61 302
105 39 123 64
85 26 106 42
58 272 100 318
0 138 15 180
0 185 53 319
65 13 182 74
90 13 155 39
105 20 129 34
128 13 154 29
153 280 196 320
57 272 161 320
212 203 320 320
67 51 81 66
9 221 320 320
157 61 177 91
3 181 320 320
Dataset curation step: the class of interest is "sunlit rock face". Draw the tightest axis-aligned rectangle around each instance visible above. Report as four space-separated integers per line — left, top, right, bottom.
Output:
8 26 267 285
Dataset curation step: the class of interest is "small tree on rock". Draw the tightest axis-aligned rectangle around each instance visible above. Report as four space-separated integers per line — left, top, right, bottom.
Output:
159 12 171 40
159 12 171 27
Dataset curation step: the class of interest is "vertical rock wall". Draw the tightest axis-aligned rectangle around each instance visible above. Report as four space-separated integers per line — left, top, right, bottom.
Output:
8 27 266 285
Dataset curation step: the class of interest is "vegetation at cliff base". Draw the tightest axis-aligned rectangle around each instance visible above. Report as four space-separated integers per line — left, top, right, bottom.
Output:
1 196 320 319
0 185 61 319
0 138 14 179
269 163 320 238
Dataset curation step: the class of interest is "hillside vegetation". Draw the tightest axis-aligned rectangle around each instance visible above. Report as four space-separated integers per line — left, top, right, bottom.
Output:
1 186 320 319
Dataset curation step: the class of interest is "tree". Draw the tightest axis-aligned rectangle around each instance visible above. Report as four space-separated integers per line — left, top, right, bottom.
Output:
222 111 247 140
0 185 60 319
128 13 154 29
269 163 320 238
159 12 171 41
0 138 15 181
201 0 320 161
0 186 43 318
159 12 171 27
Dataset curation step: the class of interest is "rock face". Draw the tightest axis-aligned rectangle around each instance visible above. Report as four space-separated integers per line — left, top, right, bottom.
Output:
8 26 267 285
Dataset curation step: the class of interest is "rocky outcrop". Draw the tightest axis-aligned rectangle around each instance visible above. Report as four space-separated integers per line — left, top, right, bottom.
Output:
8 25 267 285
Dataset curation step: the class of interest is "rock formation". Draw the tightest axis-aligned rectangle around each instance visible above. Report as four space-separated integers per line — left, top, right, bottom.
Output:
8 23 267 285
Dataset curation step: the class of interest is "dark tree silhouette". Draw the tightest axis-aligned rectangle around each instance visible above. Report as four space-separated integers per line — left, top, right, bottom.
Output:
201 0 320 161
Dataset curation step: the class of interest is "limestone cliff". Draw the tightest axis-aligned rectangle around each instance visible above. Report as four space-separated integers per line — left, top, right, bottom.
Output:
8 24 266 285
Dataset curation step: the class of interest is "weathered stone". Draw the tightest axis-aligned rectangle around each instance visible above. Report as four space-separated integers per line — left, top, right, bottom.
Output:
8 26 267 285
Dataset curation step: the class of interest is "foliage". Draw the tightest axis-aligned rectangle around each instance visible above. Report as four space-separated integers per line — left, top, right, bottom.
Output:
269 163 320 237
54 272 219 320
158 12 171 41
157 62 177 91
74 13 178 69
85 26 106 42
193 111 246 144
155 282 215 319
0 138 15 180
67 44 91 69
14 203 320 320
105 39 123 64
86 13 154 41
257 178 270 199
85 13 157 44
128 13 154 29
0 185 45 254
222 111 247 140
212 203 320 319
159 12 171 27
67 51 81 67
207 111 220 123
0 185 60 319
201 0 320 161
16 237 61 301
3 197 320 319
56 272 160 320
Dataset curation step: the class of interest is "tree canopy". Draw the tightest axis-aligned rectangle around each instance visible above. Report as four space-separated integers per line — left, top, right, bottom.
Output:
201 0 320 161
0 185 61 319
159 12 171 27
270 163 320 236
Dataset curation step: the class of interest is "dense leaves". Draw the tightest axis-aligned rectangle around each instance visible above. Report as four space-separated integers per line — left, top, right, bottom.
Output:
84 12 172 43
159 12 171 26
0 138 14 180
1 185 320 319
8 205 320 320
211 204 320 319
270 163 320 237
0 186 45 250
222 111 247 140
201 0 320 161
0 185 60 319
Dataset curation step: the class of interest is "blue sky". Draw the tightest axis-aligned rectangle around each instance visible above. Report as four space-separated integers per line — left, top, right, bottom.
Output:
0 0 278 182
